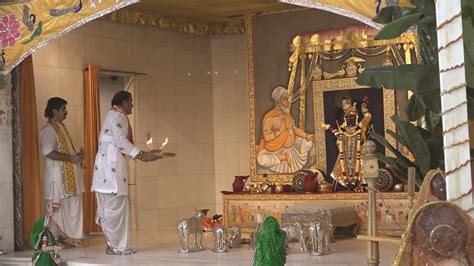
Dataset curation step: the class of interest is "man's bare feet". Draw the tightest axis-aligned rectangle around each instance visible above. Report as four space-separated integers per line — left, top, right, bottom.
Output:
106 245 136 255
57 238 75 249
122 248 136 255
106 245 115 255
56 235 83 248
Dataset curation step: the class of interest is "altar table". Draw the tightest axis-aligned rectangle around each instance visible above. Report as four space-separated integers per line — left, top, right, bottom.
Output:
221 191 412 236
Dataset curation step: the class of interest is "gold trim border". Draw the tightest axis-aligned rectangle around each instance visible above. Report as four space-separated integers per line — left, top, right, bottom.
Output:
237 228 403 237
104 8 245 36
312 77 396 173
223 192 409 201
246 14 260 181
223 192 410 236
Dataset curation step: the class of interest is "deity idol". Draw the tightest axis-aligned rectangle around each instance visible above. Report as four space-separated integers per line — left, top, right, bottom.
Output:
323 93 372 192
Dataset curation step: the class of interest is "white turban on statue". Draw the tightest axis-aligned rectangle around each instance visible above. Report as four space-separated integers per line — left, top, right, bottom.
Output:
270 86 288 103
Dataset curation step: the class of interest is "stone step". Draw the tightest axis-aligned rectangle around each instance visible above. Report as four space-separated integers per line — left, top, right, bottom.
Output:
0 255 31 266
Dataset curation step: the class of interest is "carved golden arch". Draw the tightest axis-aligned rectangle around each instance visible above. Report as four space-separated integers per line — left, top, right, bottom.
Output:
247 13 417 182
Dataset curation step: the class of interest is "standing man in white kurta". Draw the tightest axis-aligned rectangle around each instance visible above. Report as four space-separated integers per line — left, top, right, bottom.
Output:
91 91 161 255
39 97 85 247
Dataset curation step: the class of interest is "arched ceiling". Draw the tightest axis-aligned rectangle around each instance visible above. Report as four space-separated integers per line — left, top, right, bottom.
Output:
127 0 298 23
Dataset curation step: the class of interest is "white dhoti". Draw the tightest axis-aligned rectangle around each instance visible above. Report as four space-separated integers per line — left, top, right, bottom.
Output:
47 194 84 246
96 193 130 252
257 137 315 173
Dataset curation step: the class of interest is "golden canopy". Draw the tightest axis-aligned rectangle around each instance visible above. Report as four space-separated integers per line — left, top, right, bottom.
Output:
0 0 415 75
279 0 413 29
0 0 139 75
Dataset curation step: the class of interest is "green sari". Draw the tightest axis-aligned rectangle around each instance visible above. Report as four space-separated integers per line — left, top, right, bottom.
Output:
30 217 63 266
252 216 286 266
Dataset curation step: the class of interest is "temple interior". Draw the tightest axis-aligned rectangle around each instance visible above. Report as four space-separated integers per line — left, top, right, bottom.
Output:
0 0 473 265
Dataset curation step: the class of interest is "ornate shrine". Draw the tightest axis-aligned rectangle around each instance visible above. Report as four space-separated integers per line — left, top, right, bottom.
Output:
249 23 417 183
231 18 420 237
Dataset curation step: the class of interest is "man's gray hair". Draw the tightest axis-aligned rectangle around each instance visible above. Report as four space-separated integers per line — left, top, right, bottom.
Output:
271 86 289 103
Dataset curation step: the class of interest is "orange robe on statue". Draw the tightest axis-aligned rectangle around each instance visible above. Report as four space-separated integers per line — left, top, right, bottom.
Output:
257 108 291 154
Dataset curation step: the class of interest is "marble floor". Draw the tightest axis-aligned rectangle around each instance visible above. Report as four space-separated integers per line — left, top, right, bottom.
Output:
0 227 400 266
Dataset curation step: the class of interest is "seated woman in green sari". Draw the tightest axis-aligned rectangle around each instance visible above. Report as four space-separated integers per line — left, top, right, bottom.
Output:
252 216 286 266
30 216 64 266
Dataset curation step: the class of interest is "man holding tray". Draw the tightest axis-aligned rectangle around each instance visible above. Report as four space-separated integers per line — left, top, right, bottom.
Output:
91 90 161 255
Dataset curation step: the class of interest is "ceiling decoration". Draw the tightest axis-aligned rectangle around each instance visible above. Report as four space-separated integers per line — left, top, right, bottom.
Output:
280 0 413 30
102 0 413 36
105 8 247 36
0 0 32 6
0 0 138 74
128 0 297 22
103 0 299 36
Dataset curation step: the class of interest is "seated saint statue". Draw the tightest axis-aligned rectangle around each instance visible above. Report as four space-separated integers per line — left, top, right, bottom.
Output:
257 86 316 174
323 95 372 191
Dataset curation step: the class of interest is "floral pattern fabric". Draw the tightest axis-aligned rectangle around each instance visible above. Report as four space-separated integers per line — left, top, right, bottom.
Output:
0 15 21 47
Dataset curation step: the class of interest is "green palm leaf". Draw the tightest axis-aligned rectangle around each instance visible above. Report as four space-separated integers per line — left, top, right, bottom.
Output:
391 115 431 176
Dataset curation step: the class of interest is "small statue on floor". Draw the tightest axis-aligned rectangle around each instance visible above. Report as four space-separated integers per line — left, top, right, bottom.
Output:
252 216 286 266
177 209 206 253
212 225 228 253
249 223 261 250
282 222 309 252
228 225 242 248
0 234 5 255
201 214 223 231
309 214 332 256
30 216 64 266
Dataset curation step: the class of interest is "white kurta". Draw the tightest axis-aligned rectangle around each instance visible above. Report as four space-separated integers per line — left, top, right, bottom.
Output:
39 122 84 242
91 110 140 195
92 109 140 252
39 123 85 201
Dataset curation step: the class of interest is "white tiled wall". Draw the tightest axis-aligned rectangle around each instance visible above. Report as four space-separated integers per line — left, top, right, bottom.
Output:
33 31 85 215
31 20 250 230
211 34 250 214
0 76 13 252
32 20 213 230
